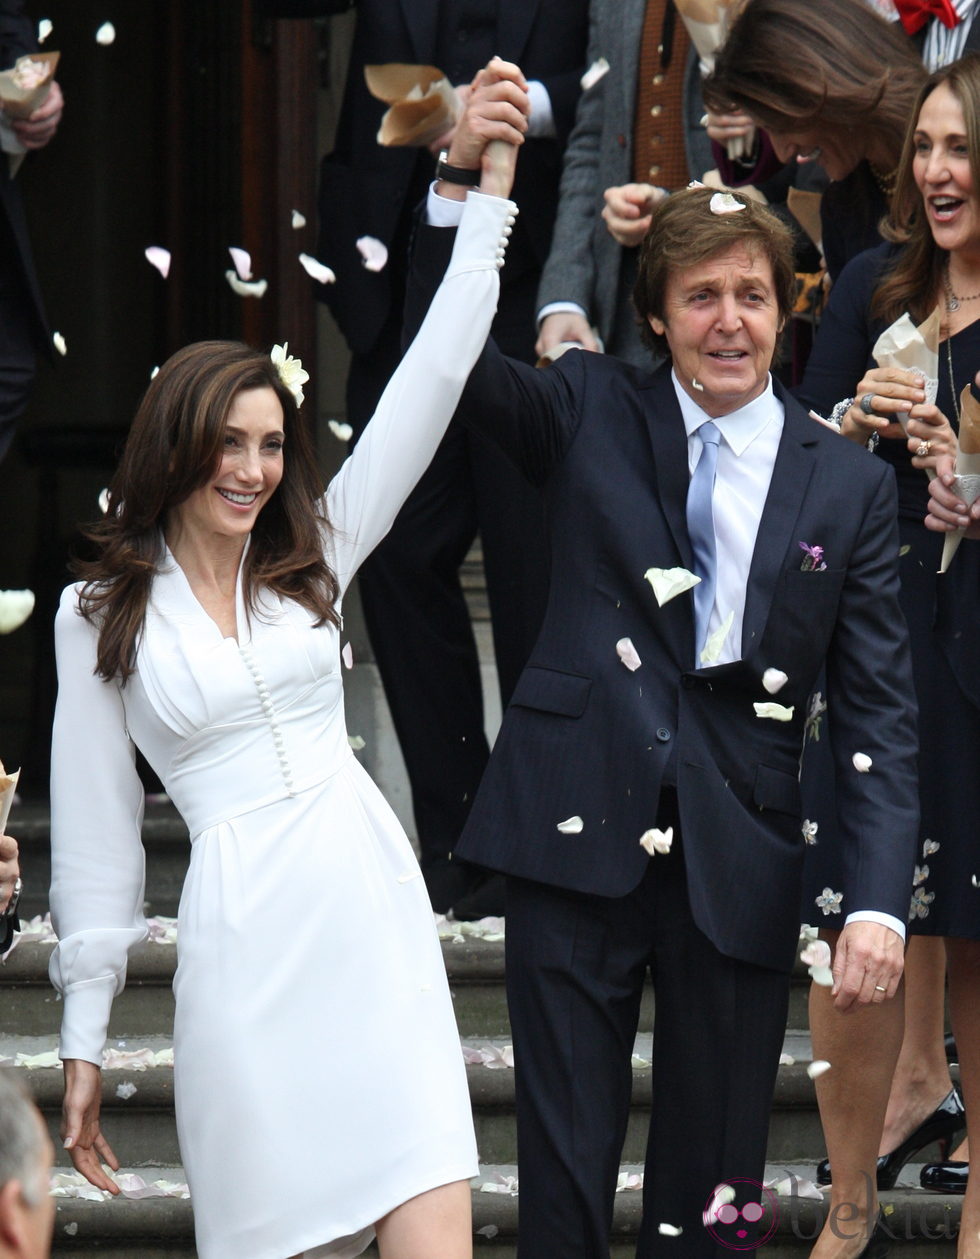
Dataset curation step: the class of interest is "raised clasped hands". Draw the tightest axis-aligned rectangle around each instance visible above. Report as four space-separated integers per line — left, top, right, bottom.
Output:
441 57 529 201
831 920 905 1014
62 1057 121 1193
601 182 667 248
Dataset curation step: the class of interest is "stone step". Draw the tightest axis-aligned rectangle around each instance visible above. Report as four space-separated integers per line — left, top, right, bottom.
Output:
9 1029 952 1171
45 1163 962 1257
1 924 816 1040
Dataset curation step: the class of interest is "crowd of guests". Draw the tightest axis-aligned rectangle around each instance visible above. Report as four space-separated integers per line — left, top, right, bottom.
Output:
3 0 980 1256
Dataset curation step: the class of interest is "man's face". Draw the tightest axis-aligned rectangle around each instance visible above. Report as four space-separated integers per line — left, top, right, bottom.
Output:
648 244 782 418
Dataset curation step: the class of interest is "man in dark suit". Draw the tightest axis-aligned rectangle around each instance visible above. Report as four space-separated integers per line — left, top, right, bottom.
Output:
312 0 588 915
0 0 60 463
415 154 919 1253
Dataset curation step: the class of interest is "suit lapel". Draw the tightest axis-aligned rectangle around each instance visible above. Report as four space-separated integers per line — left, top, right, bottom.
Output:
496 0 541 62
644 368 694 571
740 394 818 655
400 0 440 64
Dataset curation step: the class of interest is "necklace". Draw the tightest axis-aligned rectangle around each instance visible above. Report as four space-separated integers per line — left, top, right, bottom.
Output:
943 260 980 313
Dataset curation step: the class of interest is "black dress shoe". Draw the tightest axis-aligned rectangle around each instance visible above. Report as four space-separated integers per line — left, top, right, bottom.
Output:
920 1160 969 1194
816 1086 966 1188
452 871 506 921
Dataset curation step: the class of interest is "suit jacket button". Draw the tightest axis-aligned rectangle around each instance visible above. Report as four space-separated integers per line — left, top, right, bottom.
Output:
655 727 671 742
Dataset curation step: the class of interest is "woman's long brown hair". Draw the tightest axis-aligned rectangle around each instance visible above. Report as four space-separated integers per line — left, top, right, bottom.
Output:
75 341 340 681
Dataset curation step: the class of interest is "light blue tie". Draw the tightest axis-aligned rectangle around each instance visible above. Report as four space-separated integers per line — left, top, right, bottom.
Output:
686 421 721 664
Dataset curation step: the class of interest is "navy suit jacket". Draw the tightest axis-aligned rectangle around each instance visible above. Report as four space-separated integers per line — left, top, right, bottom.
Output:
409 222 920 974
315 0 588 356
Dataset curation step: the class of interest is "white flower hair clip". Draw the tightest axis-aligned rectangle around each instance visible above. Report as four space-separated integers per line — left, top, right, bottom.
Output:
709 192 746 215
271 342 310 409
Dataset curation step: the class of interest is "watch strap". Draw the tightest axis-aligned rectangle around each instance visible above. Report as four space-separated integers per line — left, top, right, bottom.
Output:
436 149 481 186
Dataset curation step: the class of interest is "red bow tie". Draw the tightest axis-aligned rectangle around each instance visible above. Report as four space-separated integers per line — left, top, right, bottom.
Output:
893 0 961 36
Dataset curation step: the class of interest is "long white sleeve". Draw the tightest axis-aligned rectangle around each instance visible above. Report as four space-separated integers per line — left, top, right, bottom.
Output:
49 585 148 1065
325 190 517 591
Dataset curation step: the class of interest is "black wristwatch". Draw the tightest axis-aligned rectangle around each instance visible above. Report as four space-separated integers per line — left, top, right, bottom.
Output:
435 149 481 186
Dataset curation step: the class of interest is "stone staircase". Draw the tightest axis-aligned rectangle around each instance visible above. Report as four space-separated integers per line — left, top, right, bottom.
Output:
1 804 962 1256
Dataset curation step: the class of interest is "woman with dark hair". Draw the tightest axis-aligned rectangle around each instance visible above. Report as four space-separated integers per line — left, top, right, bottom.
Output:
47 62 525 1259
797 54 980 1259
704 0 926 281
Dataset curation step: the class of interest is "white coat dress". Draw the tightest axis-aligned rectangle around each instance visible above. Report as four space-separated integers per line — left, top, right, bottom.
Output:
48 191 517 1259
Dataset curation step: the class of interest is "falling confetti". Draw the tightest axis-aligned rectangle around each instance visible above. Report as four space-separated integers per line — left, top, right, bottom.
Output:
807 1060 832 1079
299 252 336 285
115 1082 137 1100
228 247 253 281
0 590 35 634
341 642 353 669
95 21 115 45
225 271 267 299
644 566 699 606
144 246 171 279
616 637 642 671
52 331 67 355
348 734 366 751
658 1223 683 1237
580 57 610 90
852 752 873 773
753 702 794 722
291 209 306 229
356 235 388 272
762 668 788 694
700 609 734 665
557 815 583 834
328 420 353 442
639 827 673 855
38 19 52 42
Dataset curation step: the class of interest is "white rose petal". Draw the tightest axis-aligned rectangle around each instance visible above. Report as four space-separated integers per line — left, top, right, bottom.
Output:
95 21 115 45
97 488 111 514
852 752 873 773
709 191 746 215
357 235 389 272
291 209 306 229
224 270 267 298
52 331 67 355
557 815 584 834
580 57 610 90
658 1223 683 1237
328 420 353 442
150 365 160 380
703 1183 736 1226
348 734 366 750
639 826 673 855
643 566 700 606
341 642 353 670
807 1059 832 1079
753 701 795 722
476 1225 499 1238
144 246 171 279
972 874 979 888
228 246 253 281
64 1222 78 1235
38 19 53 43
762 667 789 694
700 609 734 665
299 252 336 285
778 1052 796 1066
115 1082 137 1100
0 589 35 634
616 637 642 671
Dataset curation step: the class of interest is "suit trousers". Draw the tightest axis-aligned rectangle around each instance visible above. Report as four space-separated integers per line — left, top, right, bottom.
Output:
504 801 790 1258
347 273 549 864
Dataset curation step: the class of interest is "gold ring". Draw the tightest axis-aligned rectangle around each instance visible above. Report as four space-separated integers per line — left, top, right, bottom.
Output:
874 984 886 992
916 440 932 457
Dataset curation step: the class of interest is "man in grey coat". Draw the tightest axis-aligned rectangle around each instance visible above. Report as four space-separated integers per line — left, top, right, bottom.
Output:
536 0 712 366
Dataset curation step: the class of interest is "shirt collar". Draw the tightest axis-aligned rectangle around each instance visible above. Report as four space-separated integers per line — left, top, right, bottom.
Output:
671 371 779 457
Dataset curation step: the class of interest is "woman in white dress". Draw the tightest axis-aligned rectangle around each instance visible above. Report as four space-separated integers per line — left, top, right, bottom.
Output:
48 61 527 1259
